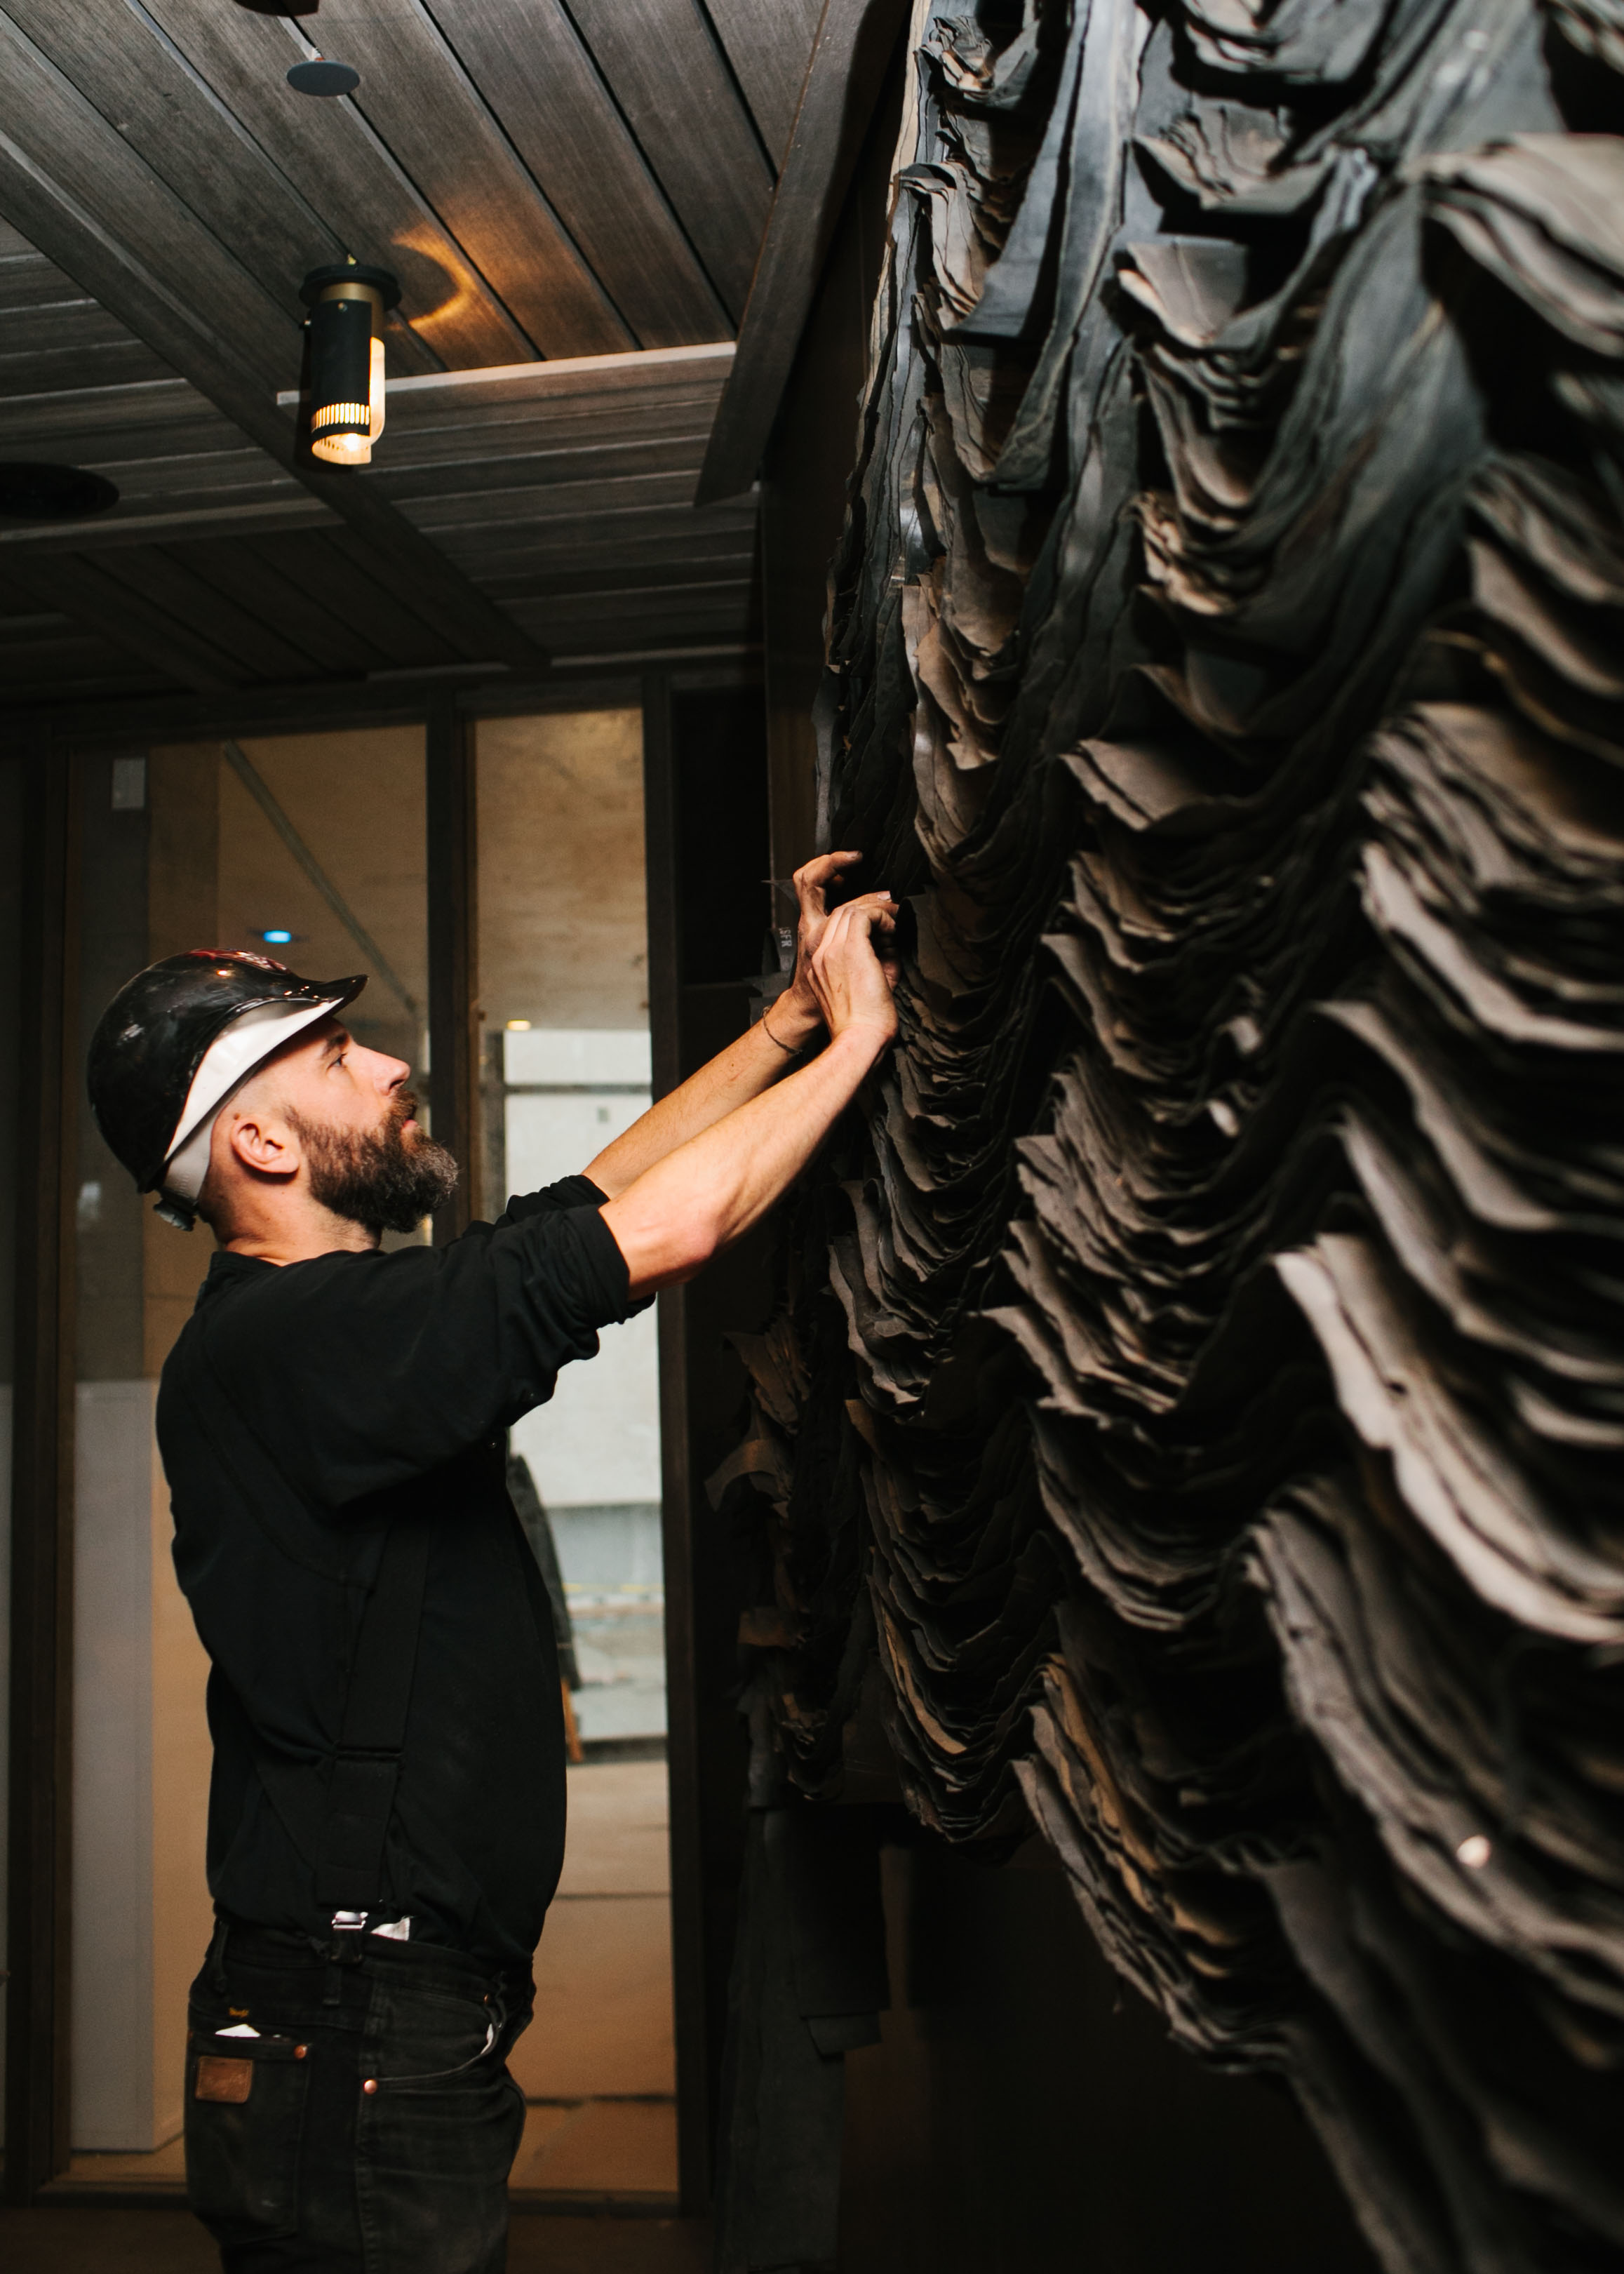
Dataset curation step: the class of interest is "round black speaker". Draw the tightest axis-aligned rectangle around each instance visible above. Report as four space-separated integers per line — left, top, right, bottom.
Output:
287 60 359 96
0 462 119 519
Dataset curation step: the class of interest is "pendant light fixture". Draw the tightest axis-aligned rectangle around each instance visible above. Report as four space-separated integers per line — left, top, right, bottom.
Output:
299 260 400 467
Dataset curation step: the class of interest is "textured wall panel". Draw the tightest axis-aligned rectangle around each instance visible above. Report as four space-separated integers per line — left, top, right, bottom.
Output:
714 3 1624 2265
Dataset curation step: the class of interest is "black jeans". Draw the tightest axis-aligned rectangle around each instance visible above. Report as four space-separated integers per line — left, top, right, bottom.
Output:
184 1918 533 2274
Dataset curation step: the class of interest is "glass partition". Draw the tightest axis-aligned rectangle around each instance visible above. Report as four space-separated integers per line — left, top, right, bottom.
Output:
476 709 677 2199
0 756 23 2141
66 730 427 2183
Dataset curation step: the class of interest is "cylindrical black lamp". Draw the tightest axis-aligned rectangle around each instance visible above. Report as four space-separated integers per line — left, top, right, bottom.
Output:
300 261 400 467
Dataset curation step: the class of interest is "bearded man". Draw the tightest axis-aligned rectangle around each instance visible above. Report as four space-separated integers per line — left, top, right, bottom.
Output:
85 855 898 2274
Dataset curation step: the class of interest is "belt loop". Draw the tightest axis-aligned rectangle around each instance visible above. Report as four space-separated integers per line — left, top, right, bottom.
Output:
206 1914 231 1995
322 1920 367 2007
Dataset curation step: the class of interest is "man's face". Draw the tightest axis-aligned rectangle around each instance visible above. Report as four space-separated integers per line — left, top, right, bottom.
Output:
250 1017 458 1233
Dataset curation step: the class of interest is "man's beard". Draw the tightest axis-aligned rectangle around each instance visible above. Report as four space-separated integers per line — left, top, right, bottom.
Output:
288 1092 459 1234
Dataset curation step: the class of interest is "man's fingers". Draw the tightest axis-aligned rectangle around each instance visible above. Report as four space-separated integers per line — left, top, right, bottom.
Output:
793 850 863 916
812 899 897 977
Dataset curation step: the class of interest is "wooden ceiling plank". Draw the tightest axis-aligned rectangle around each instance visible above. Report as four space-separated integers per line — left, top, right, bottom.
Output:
696 0 908 505
175 536 396 678
73 446 302 507
142 0 536 373
0 248 87 312
0 497 333 556
0 373 199 439
90 543 326 682
518 587 757 631
377 410 720 477
405 469 753 530
0 9 303 373
414 0 731 347
705 0 826 164
316 527 496 667
0 339 175 398
0 384 244 455
548 0 772 325
375 436 714 503
4 0 351 332
387 379 727 427
0 301 169 370
282 0 632 360
0 52 549 674
23 551 244 690
370 341 736 413
251 530 464 672
480 531 760 598
433 533 757 586
494 561 759 601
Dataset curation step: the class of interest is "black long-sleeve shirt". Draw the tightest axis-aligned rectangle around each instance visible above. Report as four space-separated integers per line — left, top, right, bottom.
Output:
156 1176 634 1965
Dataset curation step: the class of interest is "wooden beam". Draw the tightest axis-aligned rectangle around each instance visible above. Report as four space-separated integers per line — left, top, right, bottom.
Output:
427 699 480 1240
278 341 735 421
639 671 711 2213
5 736 79 2202
705 0 828 166
695 0 908 507
0 9 549 676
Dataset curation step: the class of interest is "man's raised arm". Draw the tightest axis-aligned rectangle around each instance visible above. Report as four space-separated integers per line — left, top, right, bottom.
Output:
599 895 898 1297
582 852 894 1200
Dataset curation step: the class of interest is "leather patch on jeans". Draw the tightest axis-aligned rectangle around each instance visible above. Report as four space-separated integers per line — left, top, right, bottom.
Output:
195 2056 254 2104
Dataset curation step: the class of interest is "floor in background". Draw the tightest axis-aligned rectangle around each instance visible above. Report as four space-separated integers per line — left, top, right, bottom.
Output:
0 2207 710 2273
63 2138 185 2188
511 1755 678 2198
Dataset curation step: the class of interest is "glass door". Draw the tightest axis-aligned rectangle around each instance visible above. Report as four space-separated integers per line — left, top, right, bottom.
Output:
0 755 23 2144
476 709 677 2199
65 729 427 2183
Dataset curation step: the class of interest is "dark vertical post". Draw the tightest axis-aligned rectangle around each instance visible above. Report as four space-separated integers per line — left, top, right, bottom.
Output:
6 740 80 2200
642 671 711 2215
426 698 478 1240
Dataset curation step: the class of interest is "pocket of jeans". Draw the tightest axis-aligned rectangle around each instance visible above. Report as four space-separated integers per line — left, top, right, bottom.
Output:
184 2021 311 2242
370 1984 504 2093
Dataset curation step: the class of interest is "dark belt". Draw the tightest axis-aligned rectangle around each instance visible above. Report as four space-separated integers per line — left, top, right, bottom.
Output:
208 1912 534 2009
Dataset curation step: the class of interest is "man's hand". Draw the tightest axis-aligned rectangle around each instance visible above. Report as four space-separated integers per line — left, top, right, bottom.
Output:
584 852 897 1215
805 894 900 1048
771 852 894 1048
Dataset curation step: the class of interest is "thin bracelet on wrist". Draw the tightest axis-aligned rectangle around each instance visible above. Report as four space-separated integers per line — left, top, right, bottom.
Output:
760 1006 800 1055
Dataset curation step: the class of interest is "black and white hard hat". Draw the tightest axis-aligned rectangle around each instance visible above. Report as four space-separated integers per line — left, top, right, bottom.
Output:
87 949 365 1228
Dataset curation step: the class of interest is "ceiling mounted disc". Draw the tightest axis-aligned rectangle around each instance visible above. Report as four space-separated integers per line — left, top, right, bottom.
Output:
287 59 359 96
0 462 119 519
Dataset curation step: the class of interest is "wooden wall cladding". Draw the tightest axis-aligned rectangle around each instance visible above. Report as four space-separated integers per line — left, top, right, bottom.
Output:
717 4 1624 2266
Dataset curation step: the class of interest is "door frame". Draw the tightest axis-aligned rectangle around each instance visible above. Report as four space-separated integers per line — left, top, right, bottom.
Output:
4 665 756 2206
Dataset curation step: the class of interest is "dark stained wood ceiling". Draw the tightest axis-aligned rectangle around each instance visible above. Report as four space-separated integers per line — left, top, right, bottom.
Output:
0 0 823 709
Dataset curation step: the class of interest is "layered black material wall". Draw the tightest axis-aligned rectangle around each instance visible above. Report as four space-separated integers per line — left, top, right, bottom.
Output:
714 2 1624 2267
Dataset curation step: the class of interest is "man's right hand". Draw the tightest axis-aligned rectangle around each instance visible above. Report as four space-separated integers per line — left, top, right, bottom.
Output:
806 894 900 1049
599 888 901 1295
